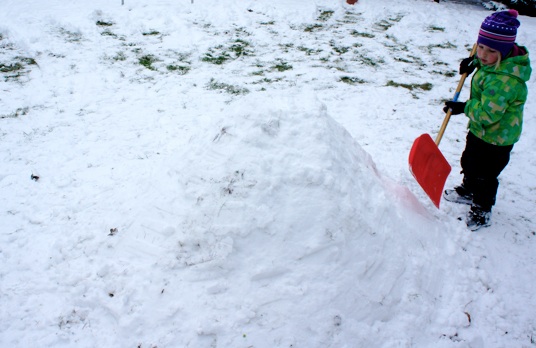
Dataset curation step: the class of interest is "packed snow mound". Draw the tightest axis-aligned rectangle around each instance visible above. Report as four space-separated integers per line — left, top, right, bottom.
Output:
61 92 472 347
1 91 474 347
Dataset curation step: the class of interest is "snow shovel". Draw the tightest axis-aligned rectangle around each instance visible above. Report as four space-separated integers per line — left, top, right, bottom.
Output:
409 44 477 208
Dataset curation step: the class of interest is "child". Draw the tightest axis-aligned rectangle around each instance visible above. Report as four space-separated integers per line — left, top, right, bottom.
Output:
443 9 532 231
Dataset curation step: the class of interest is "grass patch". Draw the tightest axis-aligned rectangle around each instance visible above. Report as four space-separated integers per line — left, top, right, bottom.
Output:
428 25 445 32
0 62 23 73
394 57 414 64
389 14 404 23
340 76 366 85
297 46 323 56
278 43 294 53
394 55 423 66
167 64 190 75
202 50 232 65
0 34 14 51
1 107 29 119
207 78 249 95
1 56 37 82
228 39 251 57
252 77 284 85
431 70 456 77
427 42 457 53
96 21 113 27
101 30 118 38
202 39 253 65
139 54 158 70
318 10 334 22
338 13 363 24
143 30 160 36
386 80 433 91
374 19 394 31
304 24 323 32
356 54 384 67
250 70 264 76
350 30 375 38
112 51 127 61
58 27 83 42
19 57 37 65
330 40 350 55
271 59 292 72
373 14 403 31
385 35 409 52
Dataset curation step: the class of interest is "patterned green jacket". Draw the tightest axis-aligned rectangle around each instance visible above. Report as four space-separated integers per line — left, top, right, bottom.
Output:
464 45 532 146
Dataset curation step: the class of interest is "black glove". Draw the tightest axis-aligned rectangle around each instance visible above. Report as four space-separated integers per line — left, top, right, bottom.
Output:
443 101 466 115
459 56 476 75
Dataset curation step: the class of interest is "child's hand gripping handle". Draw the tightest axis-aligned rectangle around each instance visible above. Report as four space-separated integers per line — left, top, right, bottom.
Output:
435 43 478 146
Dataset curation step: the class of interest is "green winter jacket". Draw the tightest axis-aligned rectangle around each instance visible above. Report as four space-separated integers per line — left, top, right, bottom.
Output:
464 45 532 146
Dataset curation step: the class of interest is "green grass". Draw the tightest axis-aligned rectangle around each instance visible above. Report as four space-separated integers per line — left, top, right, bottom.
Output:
271 60 292 72
374 19 394 31
374 14 403 31
101 30 118 38
427 42 457 52
304 24 323 32
202 39 253 65
350 30 375 38
139 54 158 70
386 80 433 91
167 64 190 75
0 62 23 73
228 39 251 57
202 51 232 65
112 51 127 62
297 46 323 56
356 54 384 67
330 40 350 55
1 56 37 82
340 76 366 85
428 25 445 32
1 107 29 119
251 77 284 85
96 21 113 27
393 55 423 66
58 28 83 42
142 30 161 36
338 13 363 24
317 10 334 22
431 70 456 77
207 78 249 95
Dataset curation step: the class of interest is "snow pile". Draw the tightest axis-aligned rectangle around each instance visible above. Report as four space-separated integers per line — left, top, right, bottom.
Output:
0 90 473 347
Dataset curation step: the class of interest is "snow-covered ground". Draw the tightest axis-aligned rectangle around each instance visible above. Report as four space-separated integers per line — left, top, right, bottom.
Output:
1 0 535 347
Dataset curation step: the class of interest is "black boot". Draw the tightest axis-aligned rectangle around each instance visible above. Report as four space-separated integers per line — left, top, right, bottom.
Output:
466 205 491 231
444 185 473 205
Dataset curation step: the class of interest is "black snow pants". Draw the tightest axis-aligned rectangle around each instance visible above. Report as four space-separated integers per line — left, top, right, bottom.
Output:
460 131 514 212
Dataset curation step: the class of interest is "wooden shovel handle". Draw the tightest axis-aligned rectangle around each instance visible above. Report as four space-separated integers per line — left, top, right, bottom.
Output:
435 43 478 145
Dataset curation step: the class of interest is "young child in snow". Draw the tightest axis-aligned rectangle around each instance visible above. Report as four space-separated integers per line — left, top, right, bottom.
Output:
443 9 532 231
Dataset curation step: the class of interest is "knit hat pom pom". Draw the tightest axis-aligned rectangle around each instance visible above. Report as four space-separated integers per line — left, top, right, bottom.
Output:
508 9 519 18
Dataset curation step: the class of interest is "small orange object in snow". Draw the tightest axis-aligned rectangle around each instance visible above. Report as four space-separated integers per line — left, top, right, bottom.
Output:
346 0 358 4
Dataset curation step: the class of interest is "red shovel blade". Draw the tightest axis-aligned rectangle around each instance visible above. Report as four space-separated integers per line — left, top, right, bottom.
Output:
408 133 451 208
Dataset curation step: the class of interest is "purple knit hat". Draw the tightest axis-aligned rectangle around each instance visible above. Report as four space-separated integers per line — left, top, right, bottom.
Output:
477 9 520 58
